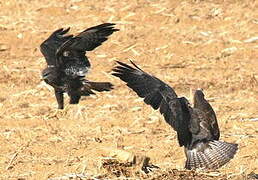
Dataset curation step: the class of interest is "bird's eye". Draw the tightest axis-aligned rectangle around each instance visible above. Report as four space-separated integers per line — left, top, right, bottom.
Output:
63 51 70 57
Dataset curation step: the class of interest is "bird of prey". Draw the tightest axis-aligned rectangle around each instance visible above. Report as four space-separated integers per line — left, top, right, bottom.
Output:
40 23 119 109
112 60 238 170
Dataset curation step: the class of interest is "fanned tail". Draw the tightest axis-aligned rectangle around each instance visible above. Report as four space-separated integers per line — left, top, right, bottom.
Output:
185 140 238 170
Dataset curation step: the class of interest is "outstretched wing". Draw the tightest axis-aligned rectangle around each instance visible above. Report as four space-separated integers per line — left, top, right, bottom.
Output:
112 60 177 109
75 23 119 51
193 89 220 140
112 61 192 146
56 23 119 65
40 28 73 66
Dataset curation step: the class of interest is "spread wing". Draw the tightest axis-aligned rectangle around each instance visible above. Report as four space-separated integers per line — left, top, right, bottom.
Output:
112 61 192 146
40 28 73 66
193 90 220 140
55 23 119 66
75 23 119 51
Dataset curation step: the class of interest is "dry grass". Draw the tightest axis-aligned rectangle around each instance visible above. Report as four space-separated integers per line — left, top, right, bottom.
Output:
0 0 257 179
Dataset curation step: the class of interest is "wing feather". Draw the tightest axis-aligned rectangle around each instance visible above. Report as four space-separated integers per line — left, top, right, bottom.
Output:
75 23 119 51
112 61 192 146
40 28 73 65
56 23 119 60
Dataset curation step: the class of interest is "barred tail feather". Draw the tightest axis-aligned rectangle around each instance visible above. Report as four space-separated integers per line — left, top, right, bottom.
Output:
185 140 238 170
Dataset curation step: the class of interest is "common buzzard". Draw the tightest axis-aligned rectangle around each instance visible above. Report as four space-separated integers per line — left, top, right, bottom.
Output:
112 60 238 170
40 23 119 109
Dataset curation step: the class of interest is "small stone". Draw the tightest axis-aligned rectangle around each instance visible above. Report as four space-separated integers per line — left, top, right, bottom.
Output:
221 47 237 57
0 44 9 51
109 149 136 164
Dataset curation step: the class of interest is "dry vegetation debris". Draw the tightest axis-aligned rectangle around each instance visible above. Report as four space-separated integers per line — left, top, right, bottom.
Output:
0 0 257 179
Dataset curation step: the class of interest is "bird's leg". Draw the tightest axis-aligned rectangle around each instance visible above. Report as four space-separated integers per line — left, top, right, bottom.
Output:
69 94 81 104
54 90 64 109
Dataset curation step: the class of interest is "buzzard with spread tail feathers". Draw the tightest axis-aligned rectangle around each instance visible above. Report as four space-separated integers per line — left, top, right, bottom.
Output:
112 60 238 170
40 23 119 109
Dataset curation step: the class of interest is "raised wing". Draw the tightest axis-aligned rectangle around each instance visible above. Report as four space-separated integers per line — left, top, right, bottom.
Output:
56 23 119 64
112 61 177 108
40 28 73 65
75 23 119 51
193 89 220 140
112 61 192 147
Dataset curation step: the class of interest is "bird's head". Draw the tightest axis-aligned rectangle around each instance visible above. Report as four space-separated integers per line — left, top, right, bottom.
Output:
41 66 57 82
193 88 205 106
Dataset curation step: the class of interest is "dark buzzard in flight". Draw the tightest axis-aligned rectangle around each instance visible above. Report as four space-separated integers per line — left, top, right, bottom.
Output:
40 23 119 109
112 60 238 170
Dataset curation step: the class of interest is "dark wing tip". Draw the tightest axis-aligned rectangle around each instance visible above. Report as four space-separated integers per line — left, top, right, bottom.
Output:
129 60 144 71
86 22 119 31
116 60 132 67
61 27 71 34
53 28 64 34
51 27 70 37
97 23 116 26
112 61 135 72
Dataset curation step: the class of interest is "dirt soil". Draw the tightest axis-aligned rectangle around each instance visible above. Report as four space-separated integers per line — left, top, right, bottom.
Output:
0 0 257 179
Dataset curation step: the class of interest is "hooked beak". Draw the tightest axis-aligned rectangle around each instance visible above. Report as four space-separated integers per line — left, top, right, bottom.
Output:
40 76 47 81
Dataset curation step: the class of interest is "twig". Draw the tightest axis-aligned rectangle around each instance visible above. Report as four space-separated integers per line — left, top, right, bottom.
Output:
6 152 19 170
48 173 87 180
242 118 258 122
48 173 102 180
6 141 30 170
243 36 258 43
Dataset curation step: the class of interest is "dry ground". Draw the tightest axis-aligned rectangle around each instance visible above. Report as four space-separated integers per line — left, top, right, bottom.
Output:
0 0 257 179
